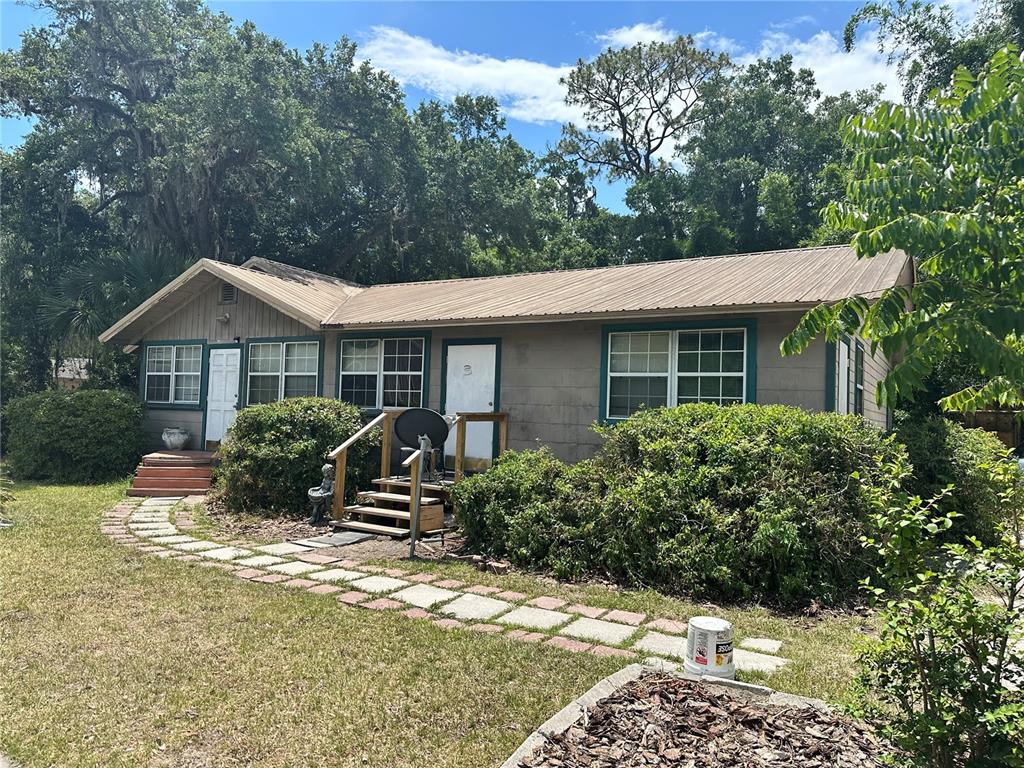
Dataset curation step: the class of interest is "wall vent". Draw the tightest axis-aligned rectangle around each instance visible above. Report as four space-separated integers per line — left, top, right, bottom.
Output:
219 282 237 305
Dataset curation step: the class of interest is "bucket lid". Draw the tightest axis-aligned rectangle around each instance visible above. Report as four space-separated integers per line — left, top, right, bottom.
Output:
688 615 732 632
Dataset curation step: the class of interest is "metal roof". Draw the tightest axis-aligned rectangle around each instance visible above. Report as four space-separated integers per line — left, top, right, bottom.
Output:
323 245 912 328
100 246 912 343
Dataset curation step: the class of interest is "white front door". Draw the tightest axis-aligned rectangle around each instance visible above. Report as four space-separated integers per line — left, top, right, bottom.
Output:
443 343 498 469
206 347 241 443
837 338 851 414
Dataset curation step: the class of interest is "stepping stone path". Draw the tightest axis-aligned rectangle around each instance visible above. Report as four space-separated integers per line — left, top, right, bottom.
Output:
101 497 792 675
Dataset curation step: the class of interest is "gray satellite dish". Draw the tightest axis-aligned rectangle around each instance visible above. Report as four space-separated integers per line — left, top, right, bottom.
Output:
394 408 450 450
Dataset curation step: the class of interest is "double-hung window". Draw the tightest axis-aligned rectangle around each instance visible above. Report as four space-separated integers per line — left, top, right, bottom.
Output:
339 337 425 409
606 328 747 419
853 341 865 416
246 341 319 404
145 344 202 404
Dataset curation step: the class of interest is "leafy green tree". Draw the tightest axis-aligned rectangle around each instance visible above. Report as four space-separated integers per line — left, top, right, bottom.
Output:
783 47 1024 413
558 37 728 180
845 0 1024 103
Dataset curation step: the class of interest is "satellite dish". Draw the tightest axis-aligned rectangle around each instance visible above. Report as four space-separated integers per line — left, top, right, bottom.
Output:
394 408 450 449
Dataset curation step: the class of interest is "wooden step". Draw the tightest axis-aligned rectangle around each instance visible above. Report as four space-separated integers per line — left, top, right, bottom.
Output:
333 519 410 538
135 466 213 479
372 478 447 492
142 450 216 468
356 491 442 506
132 477 212 490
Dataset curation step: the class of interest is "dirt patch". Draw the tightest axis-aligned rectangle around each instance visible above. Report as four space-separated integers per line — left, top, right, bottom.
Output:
521 674 890 767
317 534 465 562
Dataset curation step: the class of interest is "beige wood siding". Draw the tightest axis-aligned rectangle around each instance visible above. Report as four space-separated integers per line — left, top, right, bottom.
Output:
144 282 314 343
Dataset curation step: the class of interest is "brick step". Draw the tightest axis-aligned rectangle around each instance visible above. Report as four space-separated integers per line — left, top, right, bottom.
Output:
141 450 216 468
355 490 442 506
135 466 213 479
132 477 212 490
332 519 410 538
128 487 210 497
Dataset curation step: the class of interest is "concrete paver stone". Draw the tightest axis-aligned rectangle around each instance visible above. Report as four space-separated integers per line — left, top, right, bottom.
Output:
267 561 325 576
201 546 252 561
441 594 512 621
497 606 572 631
560 617 639 645
309 568 365 583
632 631 688 660
348 576 410 594
739 637 783 655
391 584 461 609
148 535 195 545
734 648 789 673
234 555 286 567
257 542 312 556
172 540 222 552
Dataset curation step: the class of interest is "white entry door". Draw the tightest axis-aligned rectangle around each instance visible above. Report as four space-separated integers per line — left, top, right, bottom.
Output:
206 347 241 443
444 343 498 469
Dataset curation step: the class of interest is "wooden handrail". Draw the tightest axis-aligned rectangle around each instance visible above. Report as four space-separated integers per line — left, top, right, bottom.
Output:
328 411 387 459
452 411 509 482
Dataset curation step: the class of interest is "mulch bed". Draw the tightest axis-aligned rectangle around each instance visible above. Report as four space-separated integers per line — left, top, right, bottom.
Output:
520 674 890 768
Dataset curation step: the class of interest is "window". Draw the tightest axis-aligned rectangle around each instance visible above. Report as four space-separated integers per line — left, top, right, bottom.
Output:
836 337 866 416
340 337 425 409
606 328 748 419
246 340 319 405
145 344 201 404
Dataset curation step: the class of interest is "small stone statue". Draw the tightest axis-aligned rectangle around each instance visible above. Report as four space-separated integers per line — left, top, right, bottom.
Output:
307 463 335 525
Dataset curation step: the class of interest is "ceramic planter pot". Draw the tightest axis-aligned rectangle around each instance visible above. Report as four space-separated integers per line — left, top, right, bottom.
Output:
161 427 189 451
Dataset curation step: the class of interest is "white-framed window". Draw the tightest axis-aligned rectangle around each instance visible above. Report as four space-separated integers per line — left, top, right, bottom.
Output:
606 328 748 419
339 337 425 409
246 340 319 405
145 344 202 404
836 337 866 416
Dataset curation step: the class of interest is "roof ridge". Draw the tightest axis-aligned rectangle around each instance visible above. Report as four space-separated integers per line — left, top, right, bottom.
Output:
364 244 856 290
236 257 366 290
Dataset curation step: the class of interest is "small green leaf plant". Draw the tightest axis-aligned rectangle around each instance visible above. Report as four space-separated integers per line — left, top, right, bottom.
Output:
854 451 1024 767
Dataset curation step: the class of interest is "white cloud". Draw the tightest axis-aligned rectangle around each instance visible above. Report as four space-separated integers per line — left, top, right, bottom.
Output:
357 21 906 128
596 20 677 47
769 14 816 30
740 29 901 100
358 26 576 124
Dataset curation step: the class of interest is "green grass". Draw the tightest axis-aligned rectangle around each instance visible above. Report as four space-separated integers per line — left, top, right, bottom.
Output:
0 482 623 767
0 482 872 767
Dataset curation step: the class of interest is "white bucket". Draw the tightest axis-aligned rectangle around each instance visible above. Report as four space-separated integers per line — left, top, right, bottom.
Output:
683 616 735 679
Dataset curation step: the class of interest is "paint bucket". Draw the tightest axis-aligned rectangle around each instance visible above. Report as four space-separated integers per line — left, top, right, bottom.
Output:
683 616 735 679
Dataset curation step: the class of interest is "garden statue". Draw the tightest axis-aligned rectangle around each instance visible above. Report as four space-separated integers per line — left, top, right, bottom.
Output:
307 463 335 525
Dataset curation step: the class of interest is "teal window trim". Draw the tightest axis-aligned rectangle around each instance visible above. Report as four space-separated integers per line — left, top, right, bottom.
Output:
244 335 325 406
440 337 502 460
335 330 432 410
824 339 837 412
138 339 207 411
598 318 758 423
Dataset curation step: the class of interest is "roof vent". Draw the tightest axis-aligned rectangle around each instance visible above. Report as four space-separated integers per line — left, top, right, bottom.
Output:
219 282 237 305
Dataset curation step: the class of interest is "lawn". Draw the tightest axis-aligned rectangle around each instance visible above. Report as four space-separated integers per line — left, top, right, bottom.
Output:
0 482 873 767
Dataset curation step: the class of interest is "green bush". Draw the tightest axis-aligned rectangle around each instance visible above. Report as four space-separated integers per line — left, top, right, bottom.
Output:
894 413 1009 543
4 389 145 482
455 404 901 606
215 397 377 516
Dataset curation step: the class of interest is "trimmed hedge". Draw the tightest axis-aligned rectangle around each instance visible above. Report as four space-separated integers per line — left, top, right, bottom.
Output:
454 404 904 606
894 413 1009 543
4 389 145 482
215 397 377 516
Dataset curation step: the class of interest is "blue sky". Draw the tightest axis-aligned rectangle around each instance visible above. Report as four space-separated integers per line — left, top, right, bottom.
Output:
0 1 974 210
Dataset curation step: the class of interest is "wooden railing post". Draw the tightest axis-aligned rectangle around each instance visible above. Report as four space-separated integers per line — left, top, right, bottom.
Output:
497 413 508 456
332 448 347 520
380 410 392 479
454 417 467 482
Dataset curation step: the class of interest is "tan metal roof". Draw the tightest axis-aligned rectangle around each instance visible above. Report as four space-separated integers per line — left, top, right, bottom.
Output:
324 245 912 328
100 246 912 344
98 258 362 345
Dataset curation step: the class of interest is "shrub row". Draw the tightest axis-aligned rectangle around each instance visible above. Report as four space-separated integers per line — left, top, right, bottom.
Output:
3 389 145 482
454 404 1011 607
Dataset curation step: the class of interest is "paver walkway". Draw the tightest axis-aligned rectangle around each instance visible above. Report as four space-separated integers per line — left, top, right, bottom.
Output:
101 497 791 671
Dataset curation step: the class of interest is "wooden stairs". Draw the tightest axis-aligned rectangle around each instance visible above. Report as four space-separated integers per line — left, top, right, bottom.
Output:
128 450 215 497
331 476 452 538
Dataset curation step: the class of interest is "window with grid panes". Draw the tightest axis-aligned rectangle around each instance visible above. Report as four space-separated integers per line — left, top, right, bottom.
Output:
246 341 319 404
145 344 201 404
339 337 425 409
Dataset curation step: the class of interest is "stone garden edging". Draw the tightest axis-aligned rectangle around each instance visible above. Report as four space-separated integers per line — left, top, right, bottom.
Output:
500 662 830 768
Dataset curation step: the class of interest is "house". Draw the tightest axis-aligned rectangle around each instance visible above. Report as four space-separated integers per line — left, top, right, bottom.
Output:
98 245 914 465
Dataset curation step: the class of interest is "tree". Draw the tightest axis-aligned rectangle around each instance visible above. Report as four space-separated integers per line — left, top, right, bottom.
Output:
845 0 1024 103
782 47 1024 413
558 37 728 181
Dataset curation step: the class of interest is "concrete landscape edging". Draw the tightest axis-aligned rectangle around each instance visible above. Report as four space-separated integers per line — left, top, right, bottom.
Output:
500 662 830 768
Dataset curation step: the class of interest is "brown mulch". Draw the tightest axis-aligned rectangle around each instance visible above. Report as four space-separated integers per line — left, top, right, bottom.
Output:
521 675 890 768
